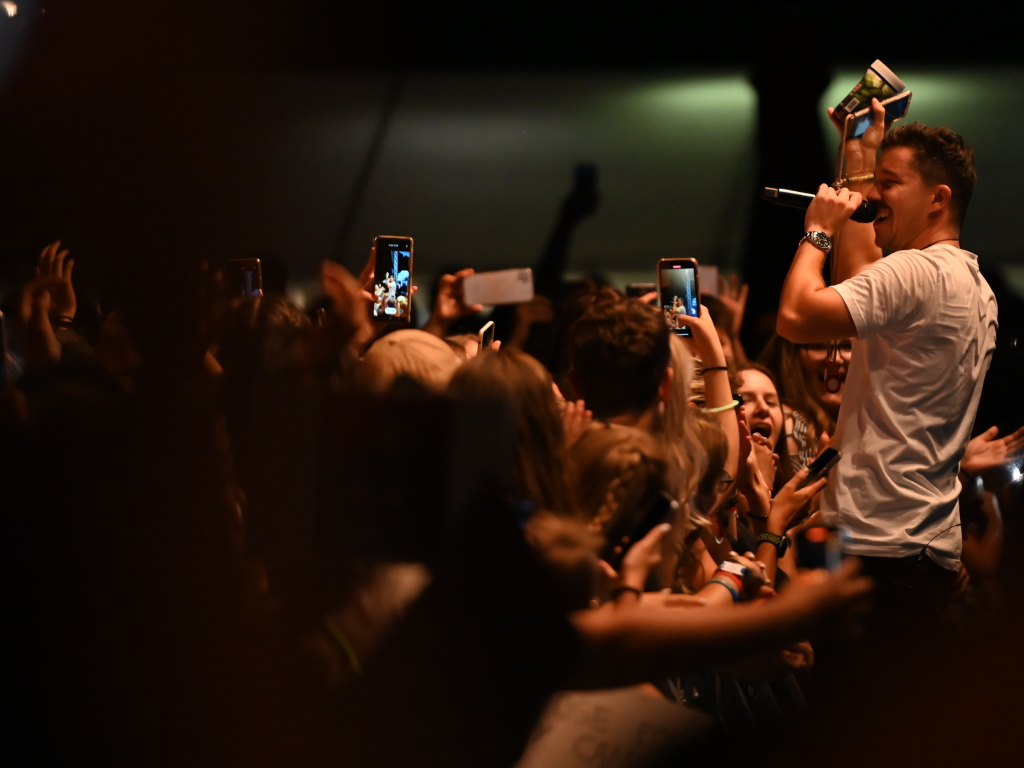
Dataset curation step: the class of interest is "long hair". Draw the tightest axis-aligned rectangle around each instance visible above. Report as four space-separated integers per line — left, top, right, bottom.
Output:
447 348 573 516
736 361 795 493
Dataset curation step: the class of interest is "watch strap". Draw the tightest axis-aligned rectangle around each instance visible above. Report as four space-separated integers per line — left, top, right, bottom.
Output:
799 231 833 254
757 531 789 557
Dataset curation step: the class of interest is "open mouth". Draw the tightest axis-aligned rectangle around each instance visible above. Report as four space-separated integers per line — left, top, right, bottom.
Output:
821 374 846 395
749 422 773 440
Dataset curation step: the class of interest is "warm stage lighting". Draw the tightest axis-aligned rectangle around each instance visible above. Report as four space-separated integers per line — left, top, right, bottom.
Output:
2 2 16 18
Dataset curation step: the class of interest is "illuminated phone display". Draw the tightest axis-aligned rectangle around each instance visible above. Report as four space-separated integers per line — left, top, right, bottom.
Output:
372 236 414 322
657 258 700 337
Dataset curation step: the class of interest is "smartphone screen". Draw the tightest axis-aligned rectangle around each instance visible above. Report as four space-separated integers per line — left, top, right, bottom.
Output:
372 236 414 322
657 258 700 337
226 258 263 298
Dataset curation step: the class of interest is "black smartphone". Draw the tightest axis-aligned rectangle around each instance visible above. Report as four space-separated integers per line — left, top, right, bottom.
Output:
798 447 842 489
657 258 700 338
371 236 414 323
601 492 677 572
226 258 263 298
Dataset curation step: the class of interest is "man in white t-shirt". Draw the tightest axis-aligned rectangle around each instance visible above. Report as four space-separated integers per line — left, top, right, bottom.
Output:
777 111 997 615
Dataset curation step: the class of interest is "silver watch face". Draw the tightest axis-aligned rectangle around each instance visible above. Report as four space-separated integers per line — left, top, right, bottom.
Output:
801 231 832 253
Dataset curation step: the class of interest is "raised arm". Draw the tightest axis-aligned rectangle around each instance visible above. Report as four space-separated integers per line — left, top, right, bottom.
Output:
777 185 860 344
830 98 885 282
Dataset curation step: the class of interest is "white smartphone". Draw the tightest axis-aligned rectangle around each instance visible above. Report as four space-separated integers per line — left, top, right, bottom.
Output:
462 268 534 306
477 320 495 350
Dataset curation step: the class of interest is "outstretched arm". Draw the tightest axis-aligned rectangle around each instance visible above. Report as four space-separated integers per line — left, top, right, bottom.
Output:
570 559 871 687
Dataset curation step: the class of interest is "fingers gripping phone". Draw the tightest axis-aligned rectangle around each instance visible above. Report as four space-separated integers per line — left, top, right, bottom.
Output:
601 492 678 572
372 236 414 322
657 258 700 338
798 447 842 489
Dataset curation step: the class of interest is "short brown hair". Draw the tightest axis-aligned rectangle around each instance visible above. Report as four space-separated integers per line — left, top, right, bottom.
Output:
568 296 670 419
880 122 977 225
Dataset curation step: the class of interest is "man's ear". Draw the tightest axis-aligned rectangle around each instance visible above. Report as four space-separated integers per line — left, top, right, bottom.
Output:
658 365 675 405
931 184 952 212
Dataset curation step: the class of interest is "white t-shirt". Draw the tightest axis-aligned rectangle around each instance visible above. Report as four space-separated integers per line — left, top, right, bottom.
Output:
822 244 998 570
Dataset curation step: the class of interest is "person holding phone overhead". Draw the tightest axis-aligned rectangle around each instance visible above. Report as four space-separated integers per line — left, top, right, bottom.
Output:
776 99 998 623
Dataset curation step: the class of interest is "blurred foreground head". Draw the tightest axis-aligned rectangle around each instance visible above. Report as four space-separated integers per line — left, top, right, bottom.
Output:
356 329 461 393
448 347 571 515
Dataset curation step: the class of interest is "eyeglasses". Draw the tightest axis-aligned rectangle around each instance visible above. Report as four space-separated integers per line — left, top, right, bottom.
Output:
799 341 853 359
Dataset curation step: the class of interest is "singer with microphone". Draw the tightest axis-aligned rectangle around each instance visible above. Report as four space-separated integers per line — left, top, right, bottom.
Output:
776 100 998 626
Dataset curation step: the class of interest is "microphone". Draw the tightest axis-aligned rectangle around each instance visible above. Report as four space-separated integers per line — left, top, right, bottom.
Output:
762 187 879 223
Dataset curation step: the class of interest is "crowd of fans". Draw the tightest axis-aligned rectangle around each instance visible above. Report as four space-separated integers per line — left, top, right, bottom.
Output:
2 166 1023 768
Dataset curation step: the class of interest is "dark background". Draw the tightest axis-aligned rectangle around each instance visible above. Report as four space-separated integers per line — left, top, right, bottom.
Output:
2 1 1022 407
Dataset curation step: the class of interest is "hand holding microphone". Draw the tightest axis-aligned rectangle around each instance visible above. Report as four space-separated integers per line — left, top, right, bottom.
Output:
804 184 865 236
762 186 877 226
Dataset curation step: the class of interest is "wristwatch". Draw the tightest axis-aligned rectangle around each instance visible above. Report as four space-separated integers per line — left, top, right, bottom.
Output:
799 231 833 254
757 532 789 557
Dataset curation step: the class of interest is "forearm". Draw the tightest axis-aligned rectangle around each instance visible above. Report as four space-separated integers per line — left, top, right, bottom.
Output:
571 596 815 687
755 541 779 586
704 367 740 480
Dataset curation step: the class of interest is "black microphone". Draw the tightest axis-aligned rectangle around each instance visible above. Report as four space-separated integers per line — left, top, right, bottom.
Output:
762 187 879 223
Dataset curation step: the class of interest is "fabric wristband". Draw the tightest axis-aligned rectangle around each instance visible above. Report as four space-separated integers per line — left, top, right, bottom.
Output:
707 577 740 603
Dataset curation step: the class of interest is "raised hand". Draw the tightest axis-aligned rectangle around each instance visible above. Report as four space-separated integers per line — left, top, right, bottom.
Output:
738 421 773 518
829 97 886 186
804 184 864 237
561 397 593 448
320 259 373 354
717 273 749 340
962 425 1024 477
598 522 672 605
16 279 61 367
424 268 483 337
765 465 828 535
36 240 76 322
